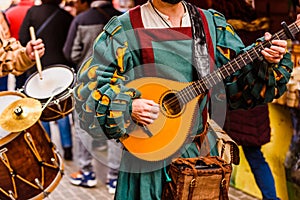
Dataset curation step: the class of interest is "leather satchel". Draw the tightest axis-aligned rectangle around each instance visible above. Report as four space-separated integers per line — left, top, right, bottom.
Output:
161 120 239 200
162 156 232 200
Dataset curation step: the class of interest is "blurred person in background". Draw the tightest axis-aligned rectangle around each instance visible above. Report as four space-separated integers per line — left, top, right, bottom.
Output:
186 1 281 199
63 0 123 192
285 0 300 189
5 0 21 10
0 22 44 78
19 0 74 161
5 0 35 90
61 0 77 16
0 11 11 91
205 0 280 199
113 0 134 12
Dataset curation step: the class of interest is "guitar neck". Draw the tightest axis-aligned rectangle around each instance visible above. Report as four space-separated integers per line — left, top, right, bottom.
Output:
178 21 300 104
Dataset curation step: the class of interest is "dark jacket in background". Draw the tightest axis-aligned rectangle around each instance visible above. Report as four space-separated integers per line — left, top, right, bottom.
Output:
223 105 271 146
19 3 73 72
216 0 271 147
63 1 122 71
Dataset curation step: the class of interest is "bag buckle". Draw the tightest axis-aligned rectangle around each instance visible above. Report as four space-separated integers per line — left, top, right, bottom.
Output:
220 178 226 188
190 178 197 187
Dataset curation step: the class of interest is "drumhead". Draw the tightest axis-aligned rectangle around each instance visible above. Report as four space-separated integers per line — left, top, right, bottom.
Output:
24 65 74 100
0 91 26 138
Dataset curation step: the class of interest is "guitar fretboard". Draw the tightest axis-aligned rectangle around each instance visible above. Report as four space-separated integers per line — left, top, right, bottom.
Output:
177 21 300 104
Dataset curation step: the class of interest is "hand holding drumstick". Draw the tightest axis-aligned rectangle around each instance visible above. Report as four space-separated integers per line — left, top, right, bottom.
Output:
28 26 44 79
25 38 44 61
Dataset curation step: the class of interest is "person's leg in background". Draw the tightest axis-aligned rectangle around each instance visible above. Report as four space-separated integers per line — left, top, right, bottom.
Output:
106 139 122 194
243 146 279 200
41 116 73 161
0 76 8 91
57 115 73 160
42 121 51 137
69 111 97 187
14 73 27 90
285 108 300 187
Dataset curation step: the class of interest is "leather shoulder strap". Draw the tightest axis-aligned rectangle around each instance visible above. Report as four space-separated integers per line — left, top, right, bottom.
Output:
36 9 59 36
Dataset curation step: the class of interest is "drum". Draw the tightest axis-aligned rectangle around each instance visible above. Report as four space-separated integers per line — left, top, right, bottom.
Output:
23 65 76 122
0 91 64 200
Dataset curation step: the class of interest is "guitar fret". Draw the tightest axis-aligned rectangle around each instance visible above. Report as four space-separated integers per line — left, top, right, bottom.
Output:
234 59 241 70
201 79 209 90
294 23 300 33
257 44 264 53
206 76 213 87
217 69 225 79
193 83 202 94
214 70 223 81
180 88 190 103
287 23 296 36
267 40 272 48
223 64 230 76
210 74 217 85
204 77 213 88
239 55 247 66
228 62 235 72
190 84 197 96
180 92 188 103
253 47 260 58
245 51 253 62
185 88 193 100
198 80 206 92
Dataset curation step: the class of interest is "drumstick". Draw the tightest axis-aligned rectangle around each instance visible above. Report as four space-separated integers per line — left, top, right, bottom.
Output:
29 26 43 80
42 87 62 111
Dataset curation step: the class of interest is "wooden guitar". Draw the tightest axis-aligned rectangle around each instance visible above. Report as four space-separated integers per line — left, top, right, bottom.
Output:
121 20 299 162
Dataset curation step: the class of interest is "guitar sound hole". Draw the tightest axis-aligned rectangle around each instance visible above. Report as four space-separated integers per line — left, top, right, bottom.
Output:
161 92 183 116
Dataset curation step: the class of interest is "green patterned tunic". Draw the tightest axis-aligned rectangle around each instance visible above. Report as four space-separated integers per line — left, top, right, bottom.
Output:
74 4 293 200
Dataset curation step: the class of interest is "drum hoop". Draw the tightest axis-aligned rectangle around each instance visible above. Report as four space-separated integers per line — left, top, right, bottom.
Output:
0 132 20 145
0 91 27 98
23 65 76 102
0 120 44 146
43 91 74 107
29 153 64 200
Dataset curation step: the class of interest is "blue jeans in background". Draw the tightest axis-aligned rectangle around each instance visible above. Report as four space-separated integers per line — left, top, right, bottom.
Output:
42 115 73 160
242 146 279 200
0 76 8 91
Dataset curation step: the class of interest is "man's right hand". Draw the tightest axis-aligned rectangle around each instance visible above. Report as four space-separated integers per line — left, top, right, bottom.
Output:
131 98 160 125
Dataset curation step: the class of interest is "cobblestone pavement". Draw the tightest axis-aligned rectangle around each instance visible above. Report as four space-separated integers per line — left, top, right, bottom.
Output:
49 160 114 200
49 159 259 200
47 121 259 200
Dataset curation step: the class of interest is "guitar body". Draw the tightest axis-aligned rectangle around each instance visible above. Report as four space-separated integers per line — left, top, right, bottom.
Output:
123 77 202 161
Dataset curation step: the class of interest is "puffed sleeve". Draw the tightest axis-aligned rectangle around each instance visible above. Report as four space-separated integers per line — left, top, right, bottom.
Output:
209 9 293 109
0 34 34 77
74 16 140 140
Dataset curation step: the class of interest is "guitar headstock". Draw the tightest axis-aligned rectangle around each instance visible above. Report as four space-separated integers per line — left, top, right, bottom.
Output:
280 16 300 41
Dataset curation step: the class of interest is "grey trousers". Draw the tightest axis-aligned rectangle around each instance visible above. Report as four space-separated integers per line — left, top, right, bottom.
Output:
74 111 93 172
74 111 122 179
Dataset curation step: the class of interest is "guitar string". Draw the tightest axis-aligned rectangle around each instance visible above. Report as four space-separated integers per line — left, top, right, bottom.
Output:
163 27 291 108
